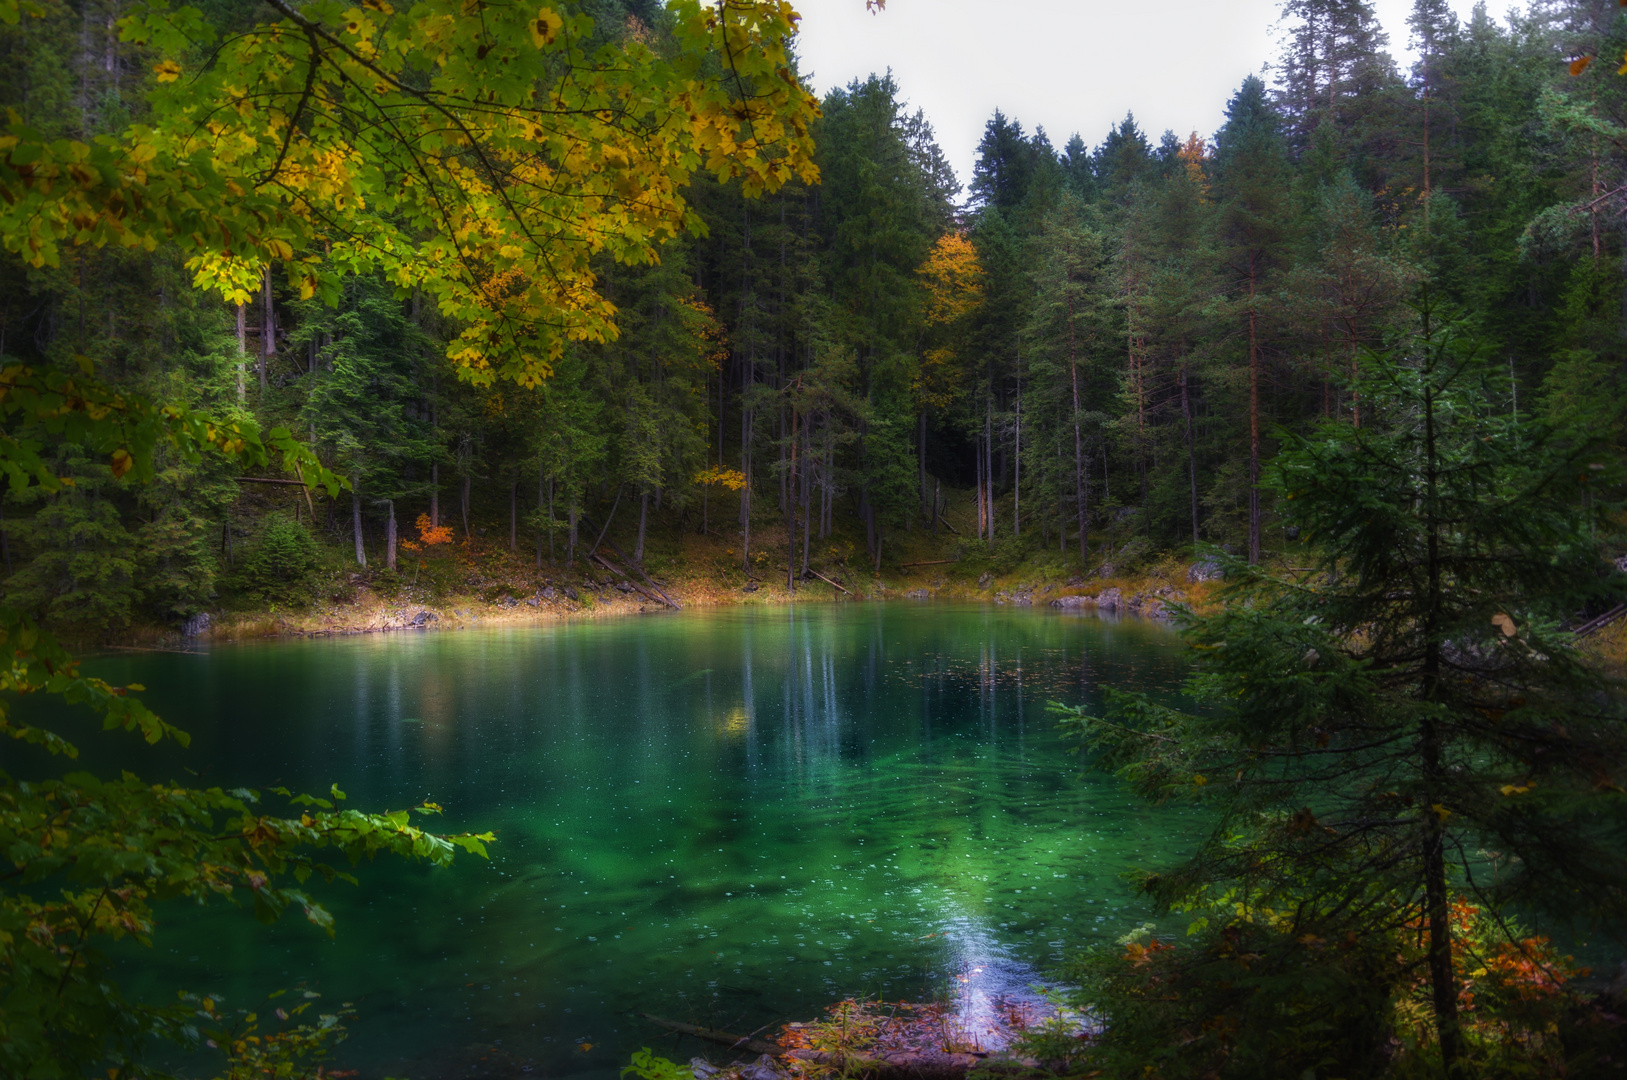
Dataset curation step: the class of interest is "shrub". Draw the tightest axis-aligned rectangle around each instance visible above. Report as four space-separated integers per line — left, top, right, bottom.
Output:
233 515 322 605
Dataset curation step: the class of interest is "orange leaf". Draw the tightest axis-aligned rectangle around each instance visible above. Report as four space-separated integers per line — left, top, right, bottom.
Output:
1570 55 1593 76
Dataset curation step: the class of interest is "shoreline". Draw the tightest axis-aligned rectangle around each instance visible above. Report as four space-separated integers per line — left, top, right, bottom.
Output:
134 567 1217 650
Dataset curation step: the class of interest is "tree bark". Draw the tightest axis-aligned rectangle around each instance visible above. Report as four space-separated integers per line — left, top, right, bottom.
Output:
509 480 518 552
634 490 649 566
235 301 247 402
384 499 397 569
1247 258 1262 565
1069 294 1088 565
351 490 366 567
260 264 273 396
1419 374 1463 1072
1182 363 1198 546
461 473 471 539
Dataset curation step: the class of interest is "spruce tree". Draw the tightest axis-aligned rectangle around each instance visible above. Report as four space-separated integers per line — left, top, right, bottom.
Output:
1059 306 1627 1076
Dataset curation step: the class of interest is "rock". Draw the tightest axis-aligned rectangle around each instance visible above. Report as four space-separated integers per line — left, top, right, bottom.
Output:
526 596 541 607
1614 554 1627 575
564 586 579 601
541 585 558 600
1065 576 1085 587
181 613 211 638
615 581 633 593
1285 525 1301 540
1012 591 1033 606
1096 587 1123 612
496 594 518 608
905 588 930 599
978 571 993 588
742 581 759 593
689 1060 720 1080
739 1054 787 1080
1097 562 1116 579
1050 594 1093 608
409 610 438 627
1187 557 1225 584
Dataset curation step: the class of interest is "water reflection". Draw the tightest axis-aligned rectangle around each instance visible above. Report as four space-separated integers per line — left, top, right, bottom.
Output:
55 604 1196 1078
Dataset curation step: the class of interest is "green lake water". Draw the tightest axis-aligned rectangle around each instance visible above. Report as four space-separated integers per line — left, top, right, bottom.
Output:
69 603 1201 1078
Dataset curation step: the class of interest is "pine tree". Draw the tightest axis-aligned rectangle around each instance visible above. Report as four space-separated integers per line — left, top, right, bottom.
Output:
1212 77 1292 564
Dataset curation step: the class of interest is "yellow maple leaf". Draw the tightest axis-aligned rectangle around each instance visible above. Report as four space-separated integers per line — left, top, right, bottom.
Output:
530 7 562 48
152 59 182 83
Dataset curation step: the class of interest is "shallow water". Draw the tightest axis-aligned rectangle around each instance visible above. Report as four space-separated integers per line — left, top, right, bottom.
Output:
68 603 1200 1077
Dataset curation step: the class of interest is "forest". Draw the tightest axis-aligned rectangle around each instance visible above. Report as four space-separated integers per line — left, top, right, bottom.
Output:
3 0 1627 1078
7 0 1627 631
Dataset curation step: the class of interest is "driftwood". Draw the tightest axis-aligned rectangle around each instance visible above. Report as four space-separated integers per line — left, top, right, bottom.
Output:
805 567 850 595
641 1015 1034 1079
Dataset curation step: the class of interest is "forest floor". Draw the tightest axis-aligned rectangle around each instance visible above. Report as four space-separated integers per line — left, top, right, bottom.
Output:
183 509 1229 646
137 482 1627 671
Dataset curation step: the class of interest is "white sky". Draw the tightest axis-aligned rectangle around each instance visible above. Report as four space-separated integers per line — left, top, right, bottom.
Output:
792 0 1491 190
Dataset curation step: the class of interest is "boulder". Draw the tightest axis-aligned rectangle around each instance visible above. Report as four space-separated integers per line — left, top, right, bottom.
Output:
1096 587 1124 612
1187 557 1225 584
1096 562 1116 579
978 571 994 588
563 586 579 601
742 581 759 593
541 585 558 600
409 610 438 627
1050 594 1093 608
181 613 211 638
905 588 930 599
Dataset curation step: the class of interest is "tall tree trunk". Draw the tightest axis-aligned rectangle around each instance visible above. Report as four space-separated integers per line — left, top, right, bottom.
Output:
384 499 397 569
1069 294 1088 565
351 490 366 567
461 474 471 539
635 490 649 565
918 410 929 519
537 460 546 570
985 398 994 541
259 264 273 396
1247 258 1262 566
1013 388 1021 539
1419 378 1463 1072
509 480 518 552
431 462 439 529
1182 363 1198 546
235 301 247 401
567 505 577 568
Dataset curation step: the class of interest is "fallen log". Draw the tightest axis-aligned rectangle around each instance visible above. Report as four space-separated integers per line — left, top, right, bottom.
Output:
590 553 668 608
580 514 682 609
806 567 850 595
641 1014 780 1056
899 559 955 568
1574 602 1627 638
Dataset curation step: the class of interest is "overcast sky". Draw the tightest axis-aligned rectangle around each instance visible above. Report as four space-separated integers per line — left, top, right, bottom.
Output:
792 0 1490 191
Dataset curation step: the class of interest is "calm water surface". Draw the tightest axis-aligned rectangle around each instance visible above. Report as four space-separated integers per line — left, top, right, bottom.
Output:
76 603 1200 1077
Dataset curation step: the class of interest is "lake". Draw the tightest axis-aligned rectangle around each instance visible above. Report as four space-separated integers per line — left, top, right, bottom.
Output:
74 602 1199 1078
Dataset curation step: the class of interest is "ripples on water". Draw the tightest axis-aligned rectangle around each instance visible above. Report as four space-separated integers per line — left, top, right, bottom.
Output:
67 603 1198 1077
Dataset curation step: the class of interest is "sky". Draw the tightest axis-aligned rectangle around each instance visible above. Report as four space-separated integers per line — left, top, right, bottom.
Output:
792 0 1490 190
